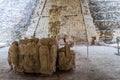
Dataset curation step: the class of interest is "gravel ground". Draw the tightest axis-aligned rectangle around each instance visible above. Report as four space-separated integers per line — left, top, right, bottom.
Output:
0 46 119 80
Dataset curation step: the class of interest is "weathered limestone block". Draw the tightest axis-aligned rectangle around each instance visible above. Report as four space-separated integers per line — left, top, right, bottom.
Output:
39 38 57 74
39 46 49 74
19 42 39 73
8 41 19 70
15 38 40 73
8 38 57 75
8 38 75 74
58 43 75 70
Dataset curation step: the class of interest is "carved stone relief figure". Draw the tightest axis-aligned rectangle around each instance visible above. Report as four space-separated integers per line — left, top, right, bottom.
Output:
48 5 61 38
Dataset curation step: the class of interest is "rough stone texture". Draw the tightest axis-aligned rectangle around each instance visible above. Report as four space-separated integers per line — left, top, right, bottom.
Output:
38 38 58 74
58 43 75 70
8 38 58 75
8 41 19 70
8 38 75 75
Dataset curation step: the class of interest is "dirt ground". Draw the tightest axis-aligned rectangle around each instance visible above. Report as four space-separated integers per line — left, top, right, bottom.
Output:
0 46 119 80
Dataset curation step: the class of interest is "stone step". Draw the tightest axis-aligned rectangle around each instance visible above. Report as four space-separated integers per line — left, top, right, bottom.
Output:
23 0 46 38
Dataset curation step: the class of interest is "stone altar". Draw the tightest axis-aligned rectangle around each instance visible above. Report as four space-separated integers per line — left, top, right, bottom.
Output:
8 38 75 75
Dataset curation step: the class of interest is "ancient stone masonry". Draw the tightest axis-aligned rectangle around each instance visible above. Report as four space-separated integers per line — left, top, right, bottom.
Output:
58 43 75 70
8 38 57 74
81 0 98 44
89 0 120 42
48 5 61 38
8 38 75 75
21 0 98 44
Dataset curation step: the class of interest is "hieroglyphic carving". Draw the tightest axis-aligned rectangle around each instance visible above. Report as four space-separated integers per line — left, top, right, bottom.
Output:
48 5 61 38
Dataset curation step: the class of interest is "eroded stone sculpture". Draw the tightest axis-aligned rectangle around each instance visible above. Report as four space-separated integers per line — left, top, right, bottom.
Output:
8 38 57 75
58 42 75 70
8 38 75 75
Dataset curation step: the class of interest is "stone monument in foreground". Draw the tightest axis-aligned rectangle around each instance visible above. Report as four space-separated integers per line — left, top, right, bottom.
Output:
8 38 75 75
8 5 75 75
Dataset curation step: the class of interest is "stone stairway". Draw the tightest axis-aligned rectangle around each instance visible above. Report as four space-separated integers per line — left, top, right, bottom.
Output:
23 0 47 38
35 17 49 38
80 0 97 44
